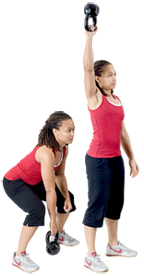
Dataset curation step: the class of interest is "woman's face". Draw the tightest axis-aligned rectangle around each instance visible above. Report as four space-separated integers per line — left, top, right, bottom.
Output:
96 64 116 92
53 119 75 145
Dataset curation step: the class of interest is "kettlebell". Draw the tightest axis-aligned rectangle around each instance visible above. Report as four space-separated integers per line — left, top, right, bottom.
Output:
84 2 100 32
46 231 60 255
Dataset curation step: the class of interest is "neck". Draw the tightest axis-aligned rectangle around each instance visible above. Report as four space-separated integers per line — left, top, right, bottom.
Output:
56 141 65 152
103 90 112 97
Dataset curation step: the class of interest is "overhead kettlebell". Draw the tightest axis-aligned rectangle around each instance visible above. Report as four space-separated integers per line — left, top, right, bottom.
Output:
46 231 60 255
84 2 100 32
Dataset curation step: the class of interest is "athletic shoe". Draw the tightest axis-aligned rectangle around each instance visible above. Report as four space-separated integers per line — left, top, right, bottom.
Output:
106 241 138 257
12 251 39 273
58 230 80 246
84 252 108 273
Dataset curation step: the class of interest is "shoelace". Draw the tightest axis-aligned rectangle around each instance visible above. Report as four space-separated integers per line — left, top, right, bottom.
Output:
119 242 131 251
91 255 102 263
118 242 125 248
92 255 106 267
62 230 73 240
23 254 34 265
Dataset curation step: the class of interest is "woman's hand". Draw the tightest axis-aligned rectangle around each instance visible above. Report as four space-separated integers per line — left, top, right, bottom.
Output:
50 220 57 236
129 159 139 178
85 25 98 37
64 198 72 213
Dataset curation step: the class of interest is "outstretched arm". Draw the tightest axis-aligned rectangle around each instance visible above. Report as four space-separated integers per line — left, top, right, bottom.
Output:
121 121 139 177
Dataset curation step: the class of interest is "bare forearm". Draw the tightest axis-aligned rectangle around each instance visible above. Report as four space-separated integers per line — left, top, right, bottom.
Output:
46 190 57 221
55 175 70 200
83 36 94 70
121 131 134 160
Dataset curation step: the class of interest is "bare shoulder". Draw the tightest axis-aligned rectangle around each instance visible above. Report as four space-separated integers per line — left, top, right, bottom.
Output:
35 145 55 163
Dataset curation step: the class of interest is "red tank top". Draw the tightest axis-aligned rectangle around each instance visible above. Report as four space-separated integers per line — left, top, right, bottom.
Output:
87 94 125 158
5 146 66 185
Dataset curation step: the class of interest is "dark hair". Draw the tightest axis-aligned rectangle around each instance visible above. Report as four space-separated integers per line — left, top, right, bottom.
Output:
94 60 113 96
38 111 72 152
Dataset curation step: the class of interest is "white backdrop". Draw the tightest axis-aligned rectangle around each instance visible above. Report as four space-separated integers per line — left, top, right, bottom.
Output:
0 0 144 275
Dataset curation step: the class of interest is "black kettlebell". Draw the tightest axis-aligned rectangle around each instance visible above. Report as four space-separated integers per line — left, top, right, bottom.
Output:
46 231 60 255
84 2 100 32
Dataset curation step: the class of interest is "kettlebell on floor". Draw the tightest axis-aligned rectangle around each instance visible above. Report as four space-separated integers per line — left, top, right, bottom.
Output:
46 231 60 255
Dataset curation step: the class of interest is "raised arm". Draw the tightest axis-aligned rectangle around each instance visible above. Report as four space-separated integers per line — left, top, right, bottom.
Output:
83 26 101 109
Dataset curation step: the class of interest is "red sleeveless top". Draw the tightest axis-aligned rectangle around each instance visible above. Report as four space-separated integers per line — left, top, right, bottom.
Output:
5 146 66 185
87 94 125 158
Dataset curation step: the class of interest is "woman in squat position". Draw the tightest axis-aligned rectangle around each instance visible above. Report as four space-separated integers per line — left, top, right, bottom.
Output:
83 27 139 273
3 111 79 273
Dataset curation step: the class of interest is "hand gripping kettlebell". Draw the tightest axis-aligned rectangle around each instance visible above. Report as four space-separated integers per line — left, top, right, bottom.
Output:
84 2 100 31
46 231 60 255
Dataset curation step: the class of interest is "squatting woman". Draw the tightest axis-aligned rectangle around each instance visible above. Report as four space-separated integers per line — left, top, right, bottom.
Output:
3 111 79 273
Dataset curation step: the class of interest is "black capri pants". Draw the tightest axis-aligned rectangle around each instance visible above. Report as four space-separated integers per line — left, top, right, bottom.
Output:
83 154 125 228
3 177 76 227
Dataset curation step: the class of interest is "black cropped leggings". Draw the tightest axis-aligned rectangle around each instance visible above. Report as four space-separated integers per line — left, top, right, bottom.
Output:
3 177 76 227
83 154 125 228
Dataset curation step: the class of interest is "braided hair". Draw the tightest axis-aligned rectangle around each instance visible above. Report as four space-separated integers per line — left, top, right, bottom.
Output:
38 111 72 152
94 60 114 96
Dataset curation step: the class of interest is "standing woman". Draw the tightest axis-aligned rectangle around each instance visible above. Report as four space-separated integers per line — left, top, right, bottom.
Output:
3 111 79 274
83 27 139 273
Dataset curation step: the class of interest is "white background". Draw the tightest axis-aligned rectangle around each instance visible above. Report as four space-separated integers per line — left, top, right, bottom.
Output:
0 0 144 275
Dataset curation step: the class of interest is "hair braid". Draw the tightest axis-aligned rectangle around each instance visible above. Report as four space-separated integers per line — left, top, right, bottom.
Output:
94 60 113 96
37 111 72 151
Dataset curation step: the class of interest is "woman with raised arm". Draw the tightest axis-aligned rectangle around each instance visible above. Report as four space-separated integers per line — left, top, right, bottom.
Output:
3 111 79 274
83 26 139 273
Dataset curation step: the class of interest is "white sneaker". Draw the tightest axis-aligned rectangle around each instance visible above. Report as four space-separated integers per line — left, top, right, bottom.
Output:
84 252 108 273
12 251 39 273
58 230 79 246
106 241 138 257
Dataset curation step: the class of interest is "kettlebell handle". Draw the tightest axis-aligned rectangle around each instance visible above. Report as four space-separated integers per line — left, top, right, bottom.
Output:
46 230 59 246
84 15 97 32
54 231 59 241
46 231 51 247
84 2 100 32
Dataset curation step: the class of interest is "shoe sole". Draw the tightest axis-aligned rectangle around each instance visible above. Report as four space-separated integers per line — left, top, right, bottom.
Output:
84 265 108 273
106 254 137 258
58 242 80 247
12 263 40 274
